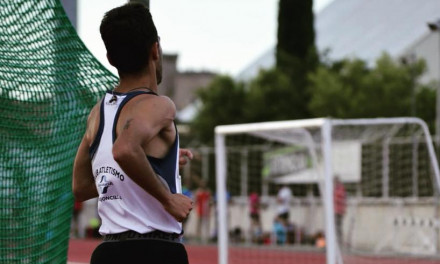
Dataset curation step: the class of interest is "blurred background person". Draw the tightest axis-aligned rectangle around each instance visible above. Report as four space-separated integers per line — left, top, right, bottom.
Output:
276 184 292 223
195 179 211 243
182 184 194 239
71 199 83 238
249 188 262 244
273 215 287 245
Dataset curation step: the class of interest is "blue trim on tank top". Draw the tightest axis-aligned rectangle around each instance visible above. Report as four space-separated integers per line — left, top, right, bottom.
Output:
146 128 179 194
89 99 105 159
111 90 179 194
111 90 157 143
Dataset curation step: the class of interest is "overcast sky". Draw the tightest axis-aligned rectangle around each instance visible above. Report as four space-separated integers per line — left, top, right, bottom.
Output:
77 0 334 76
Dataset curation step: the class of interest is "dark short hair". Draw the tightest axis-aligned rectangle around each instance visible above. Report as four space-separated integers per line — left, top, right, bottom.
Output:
100 3 158 75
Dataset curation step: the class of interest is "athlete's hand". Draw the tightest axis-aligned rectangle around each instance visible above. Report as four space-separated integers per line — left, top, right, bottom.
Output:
164 193 193 222
179 148 193 168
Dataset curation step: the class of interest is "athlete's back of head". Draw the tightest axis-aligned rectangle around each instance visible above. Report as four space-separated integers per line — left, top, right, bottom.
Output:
100 3 158 75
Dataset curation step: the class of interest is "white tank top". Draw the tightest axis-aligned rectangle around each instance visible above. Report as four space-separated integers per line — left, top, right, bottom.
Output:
89 90 182 235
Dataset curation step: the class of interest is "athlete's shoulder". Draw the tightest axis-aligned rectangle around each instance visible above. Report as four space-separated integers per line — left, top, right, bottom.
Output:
136 93 175 105
134 94 176 118
157 95 176 112
87 98 103 124
85 97 104 145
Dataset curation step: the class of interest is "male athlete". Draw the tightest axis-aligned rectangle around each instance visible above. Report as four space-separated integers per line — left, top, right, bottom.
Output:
72 3 193 263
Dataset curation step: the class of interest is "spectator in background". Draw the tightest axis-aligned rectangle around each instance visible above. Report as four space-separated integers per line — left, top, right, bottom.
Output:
86 217 101 239
182 184 193 234
273 216 287 245
315 231 326 249
249 189 262 243
273 184 292 245
276 184 292 222
334 176 346 246
249 188 260 222
71 199 83 238
182 184 193 200
195 179 211 243
210 189 231 242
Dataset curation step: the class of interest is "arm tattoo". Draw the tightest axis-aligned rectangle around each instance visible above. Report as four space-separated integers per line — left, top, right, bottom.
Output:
123 119 133 130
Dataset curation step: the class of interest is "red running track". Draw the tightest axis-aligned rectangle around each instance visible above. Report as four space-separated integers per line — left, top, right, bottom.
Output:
68 239 323 264
68 239 219 264
68 239 440 264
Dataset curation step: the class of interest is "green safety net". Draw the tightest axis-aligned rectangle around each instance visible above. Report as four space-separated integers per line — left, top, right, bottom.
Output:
0 0 117 263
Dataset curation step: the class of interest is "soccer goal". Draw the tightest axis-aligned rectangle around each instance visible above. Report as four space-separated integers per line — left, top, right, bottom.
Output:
215 117 440 264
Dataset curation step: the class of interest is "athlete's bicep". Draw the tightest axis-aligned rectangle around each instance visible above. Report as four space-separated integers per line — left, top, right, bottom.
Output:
117 96 175 147
72 104 101 201
85 100 102 144
73 135 98 201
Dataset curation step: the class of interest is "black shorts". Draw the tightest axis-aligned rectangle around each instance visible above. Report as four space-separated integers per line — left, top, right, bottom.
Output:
90 239 189 264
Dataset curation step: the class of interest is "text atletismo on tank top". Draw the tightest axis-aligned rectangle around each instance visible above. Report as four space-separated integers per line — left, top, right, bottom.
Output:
89 90 182 235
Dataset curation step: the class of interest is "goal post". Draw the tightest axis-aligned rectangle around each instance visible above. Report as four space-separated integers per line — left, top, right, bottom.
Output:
214 117 440 264
215 132 229 264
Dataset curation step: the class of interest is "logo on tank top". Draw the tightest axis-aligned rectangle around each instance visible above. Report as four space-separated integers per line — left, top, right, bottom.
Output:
95 166 125 181
98 175 113 194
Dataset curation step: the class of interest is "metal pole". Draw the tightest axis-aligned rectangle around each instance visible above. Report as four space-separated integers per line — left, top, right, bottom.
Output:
240 149 248 197
411 135 419 197
215 134 228 264
436 32 440 153
322 119 337 264
428 20 440 155
382 139 390 198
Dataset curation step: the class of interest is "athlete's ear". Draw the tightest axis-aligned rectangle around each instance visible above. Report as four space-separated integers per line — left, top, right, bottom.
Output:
151 42 160 61
106 53 114 66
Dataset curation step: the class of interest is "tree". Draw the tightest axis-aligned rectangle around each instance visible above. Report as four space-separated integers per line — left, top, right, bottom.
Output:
191 75 246 144
245 68 307 122
276 0 318 119
415 84 436 132
308 53 435 130
276 0 317 73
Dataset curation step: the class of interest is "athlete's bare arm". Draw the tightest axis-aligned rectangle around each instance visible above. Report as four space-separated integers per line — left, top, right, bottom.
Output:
112 95 193 222
72 103 101 202
72 135 99 201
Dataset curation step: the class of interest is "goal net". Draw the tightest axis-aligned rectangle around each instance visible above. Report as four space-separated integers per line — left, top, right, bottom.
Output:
214 118 440 264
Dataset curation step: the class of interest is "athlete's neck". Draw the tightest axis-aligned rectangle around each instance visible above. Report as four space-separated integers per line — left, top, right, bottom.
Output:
115 75 158 94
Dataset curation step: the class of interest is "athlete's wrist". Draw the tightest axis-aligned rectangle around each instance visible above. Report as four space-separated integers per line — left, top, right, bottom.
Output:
160 193 173 208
